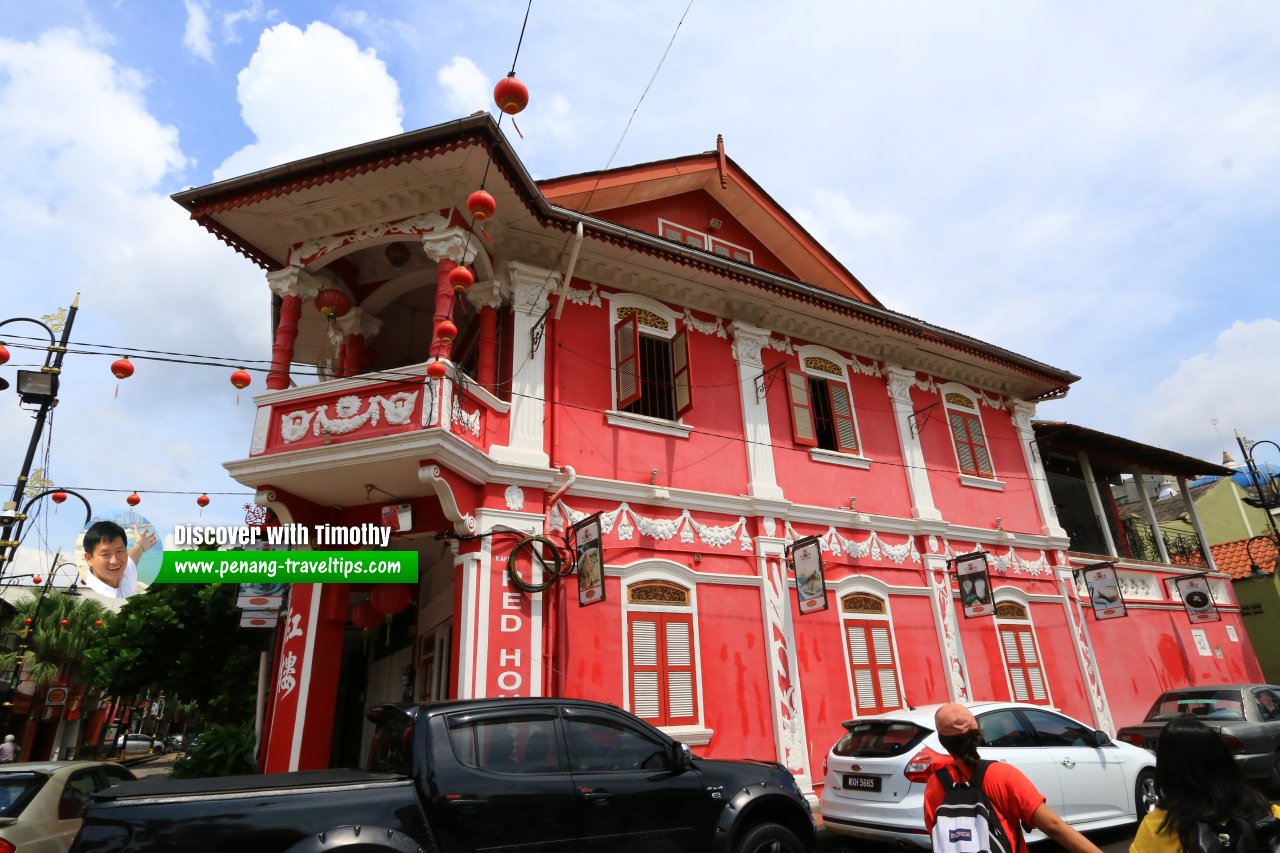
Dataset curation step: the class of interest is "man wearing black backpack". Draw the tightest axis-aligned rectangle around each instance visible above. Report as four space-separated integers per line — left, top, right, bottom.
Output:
924 703 1106 853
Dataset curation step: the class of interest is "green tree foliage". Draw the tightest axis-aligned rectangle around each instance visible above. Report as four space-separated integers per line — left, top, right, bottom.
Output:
0 592 109 689
169 723 259 779
82 584 261 725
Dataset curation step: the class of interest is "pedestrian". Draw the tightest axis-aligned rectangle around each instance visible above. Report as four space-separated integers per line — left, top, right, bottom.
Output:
1130 715 1280 853
0 734 19 763
924 703 1104 853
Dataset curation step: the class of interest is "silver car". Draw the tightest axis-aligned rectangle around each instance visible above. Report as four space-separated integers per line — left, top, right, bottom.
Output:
114 734 161 756
820 702 1157 848
0 761 136 852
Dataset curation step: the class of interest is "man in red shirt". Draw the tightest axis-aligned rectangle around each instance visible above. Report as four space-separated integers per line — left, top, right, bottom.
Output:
923 704 1104 853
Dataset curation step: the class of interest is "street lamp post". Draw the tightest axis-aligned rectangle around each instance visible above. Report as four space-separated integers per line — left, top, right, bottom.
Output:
0 296 81 581
1244 535 1280 579
1235 433 1280 545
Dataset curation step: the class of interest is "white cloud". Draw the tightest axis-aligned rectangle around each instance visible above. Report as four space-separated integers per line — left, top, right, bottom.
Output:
221 0 267 44
1133 319 1280 460
214 22 403 180
437 56 490 117
182 0 213 63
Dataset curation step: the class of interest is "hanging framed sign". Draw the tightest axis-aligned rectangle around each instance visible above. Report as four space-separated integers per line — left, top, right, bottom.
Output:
573 513 605 607
1173 575 1220 623
788 536 828 614
954 551 994 618
1082 563 1127 620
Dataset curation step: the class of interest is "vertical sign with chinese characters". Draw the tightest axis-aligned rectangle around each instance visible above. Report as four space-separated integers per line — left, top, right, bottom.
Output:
1083 564 1127 620
1174 575 1221 623
574 514 605 607
954 552 994 618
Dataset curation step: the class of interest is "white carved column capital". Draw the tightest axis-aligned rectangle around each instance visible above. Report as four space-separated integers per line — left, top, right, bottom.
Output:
1006 399 1036 434
731 321 783 500
506 261 561 315
730 321 770 367
884 364 920 404
267 265 322 301
465 278 510 313
420 227 480 266
334 307 383 340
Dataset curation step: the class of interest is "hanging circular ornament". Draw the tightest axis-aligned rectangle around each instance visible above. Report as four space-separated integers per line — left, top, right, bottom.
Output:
197 494 210 508
426 360 448 381
494 73 530 115
0 342 9 366
448 267 475 293
384 242 411 268
350 600 379 630
111 357 134 380
51 491 67 504
315 287 352 320
435 320 458 343
60 619 69 626
127 492 141 507
30 580 40 588
94 620 104 627
23 617 32 625
466 190 497 221
230 369 252 390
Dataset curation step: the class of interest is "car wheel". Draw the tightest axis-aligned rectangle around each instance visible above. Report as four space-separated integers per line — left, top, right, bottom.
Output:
1135 769 1158 817
733 822 805 853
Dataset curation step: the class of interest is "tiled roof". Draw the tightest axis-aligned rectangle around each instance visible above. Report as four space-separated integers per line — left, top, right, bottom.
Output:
1118 480 1218 523
1211 536 1279 580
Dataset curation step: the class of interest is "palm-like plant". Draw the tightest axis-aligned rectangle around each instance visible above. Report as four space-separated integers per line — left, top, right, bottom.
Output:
0 591 109 690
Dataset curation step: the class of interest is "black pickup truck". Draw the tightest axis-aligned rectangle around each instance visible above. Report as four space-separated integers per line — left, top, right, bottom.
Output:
71 697 816 853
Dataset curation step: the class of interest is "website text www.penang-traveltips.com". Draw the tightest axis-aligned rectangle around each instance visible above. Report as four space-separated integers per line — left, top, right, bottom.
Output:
170 555 406 581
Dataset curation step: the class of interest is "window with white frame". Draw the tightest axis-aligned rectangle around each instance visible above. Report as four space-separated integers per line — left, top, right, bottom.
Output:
787 351 862 455
840 592 904 714
941 386 994 478
626 580 699 727
612 299 691 423
658 218 753 264
994 600 1050 705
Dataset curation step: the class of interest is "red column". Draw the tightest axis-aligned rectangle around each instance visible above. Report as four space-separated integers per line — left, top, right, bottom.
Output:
476 305 498 391
429 260 458 360
342 334 365 377
267 295 302 390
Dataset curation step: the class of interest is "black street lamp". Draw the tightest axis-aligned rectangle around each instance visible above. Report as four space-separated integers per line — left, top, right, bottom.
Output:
0 296 81 581
1244 534 1279 579
1235 433 1280 545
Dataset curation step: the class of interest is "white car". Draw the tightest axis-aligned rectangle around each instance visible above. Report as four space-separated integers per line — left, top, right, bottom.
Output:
820 702 1157 847
0 761 137 852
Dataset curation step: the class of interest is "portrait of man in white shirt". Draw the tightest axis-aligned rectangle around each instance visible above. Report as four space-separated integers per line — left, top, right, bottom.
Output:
81 520 156 599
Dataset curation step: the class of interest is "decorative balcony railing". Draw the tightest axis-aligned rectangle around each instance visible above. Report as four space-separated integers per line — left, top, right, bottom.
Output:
1122 517 1208 568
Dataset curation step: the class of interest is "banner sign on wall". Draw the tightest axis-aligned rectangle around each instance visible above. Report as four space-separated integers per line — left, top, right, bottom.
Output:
573 513 605 607
1082 563 1127 620
1173 575 1221 623
954 552 994 618
789 536 828 614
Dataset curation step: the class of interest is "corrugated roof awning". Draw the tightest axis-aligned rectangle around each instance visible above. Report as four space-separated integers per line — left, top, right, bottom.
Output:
1033 421 1234 479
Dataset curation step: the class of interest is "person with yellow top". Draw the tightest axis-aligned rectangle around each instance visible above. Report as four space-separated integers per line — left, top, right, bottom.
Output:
1131 716 1280 853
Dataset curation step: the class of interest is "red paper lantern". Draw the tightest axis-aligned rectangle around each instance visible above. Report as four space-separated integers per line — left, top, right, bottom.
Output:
350 600 379 630
51 491 67 504
384 242 411 267
196 494 210 508
315 288 352 320
448 266 475 293
435 320 458 342
466 190 496 221
371 584 412 616
94 620 104 627
0 343 9 366
127 492 141 507
494 73 529 115
111 357 134 380
60 619 69 626
29 579 40 588
23 617 32 625
230 369 252 390
426 360 448 380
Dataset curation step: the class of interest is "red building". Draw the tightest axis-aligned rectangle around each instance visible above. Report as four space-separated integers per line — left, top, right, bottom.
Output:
173 114 1260 798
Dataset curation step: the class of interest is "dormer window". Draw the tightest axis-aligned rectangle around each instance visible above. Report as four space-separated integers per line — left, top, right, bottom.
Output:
658 218 753 264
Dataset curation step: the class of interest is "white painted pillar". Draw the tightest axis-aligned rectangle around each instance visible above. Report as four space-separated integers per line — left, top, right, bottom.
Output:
884 365 942 521
731 322 784 500
1178 476 1218 571
1007 401 1068 539
1078 451 1118 558
1132 466 1171 564
925 553 970 701
1055 566 1115 733
489 262 558 468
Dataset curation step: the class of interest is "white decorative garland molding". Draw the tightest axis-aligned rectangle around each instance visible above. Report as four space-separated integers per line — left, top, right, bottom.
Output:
280 391 418 443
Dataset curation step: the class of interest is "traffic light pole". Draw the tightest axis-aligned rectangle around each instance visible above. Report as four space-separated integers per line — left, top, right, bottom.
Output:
0 296 80 581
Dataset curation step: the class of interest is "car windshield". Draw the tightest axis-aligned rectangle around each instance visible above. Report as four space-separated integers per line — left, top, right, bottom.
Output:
1145 689 1246 722
834 720 929 758
0 773 46 817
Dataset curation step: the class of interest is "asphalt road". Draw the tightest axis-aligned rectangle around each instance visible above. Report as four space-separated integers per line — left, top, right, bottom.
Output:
815 822 1137 853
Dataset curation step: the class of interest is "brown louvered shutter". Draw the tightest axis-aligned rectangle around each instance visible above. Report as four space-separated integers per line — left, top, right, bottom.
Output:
630 616 661 720
827 380 859 454
672 328 692 416
663 616 698 725
949 409 993 477
846 619 903 715
615 313 642 408
629 611 698 726
1000 625 1048 705
787 372 818 447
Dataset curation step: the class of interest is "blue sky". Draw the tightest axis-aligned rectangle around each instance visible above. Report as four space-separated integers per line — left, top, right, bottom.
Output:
1 1 1278 578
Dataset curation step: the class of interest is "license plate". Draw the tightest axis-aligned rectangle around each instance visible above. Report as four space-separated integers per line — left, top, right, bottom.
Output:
843 773 882 792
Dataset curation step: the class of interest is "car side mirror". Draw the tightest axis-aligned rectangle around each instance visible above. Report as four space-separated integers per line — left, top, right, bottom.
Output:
1092 730 1112 747
671 742 693 768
